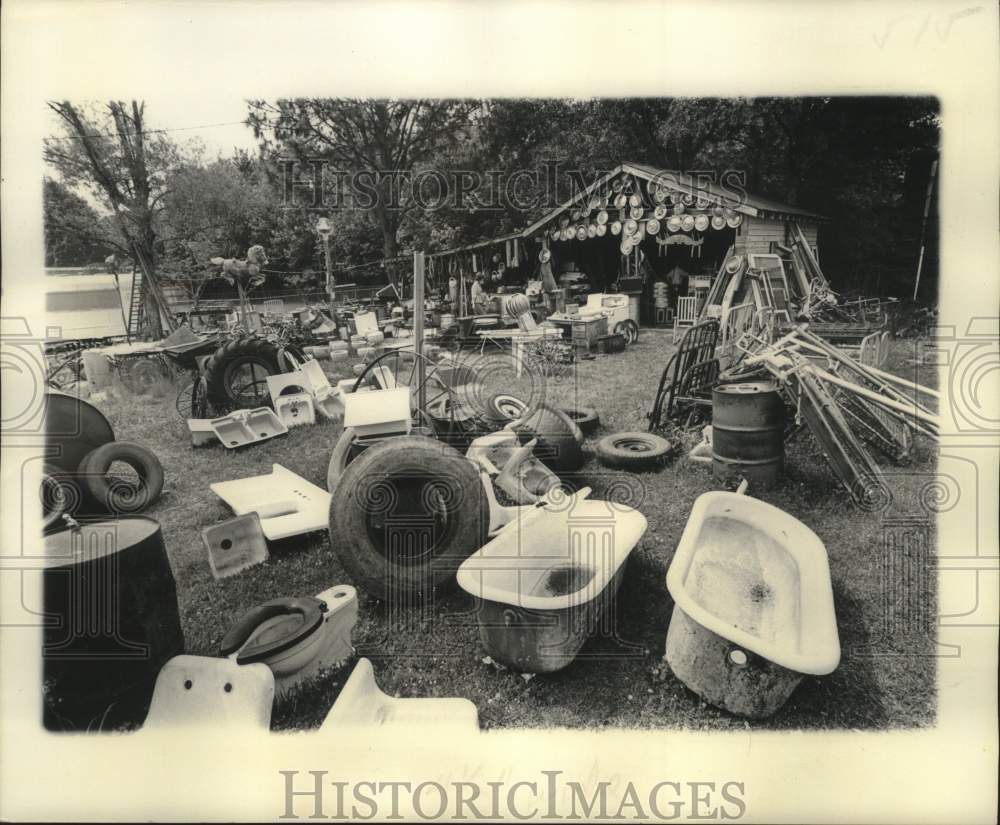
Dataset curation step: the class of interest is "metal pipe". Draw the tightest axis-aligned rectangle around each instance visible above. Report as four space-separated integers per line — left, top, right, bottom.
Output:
413 251 426 413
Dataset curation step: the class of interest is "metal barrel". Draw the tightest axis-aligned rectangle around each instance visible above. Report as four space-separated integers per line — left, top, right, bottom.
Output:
711 381 785 488
43 517 185 730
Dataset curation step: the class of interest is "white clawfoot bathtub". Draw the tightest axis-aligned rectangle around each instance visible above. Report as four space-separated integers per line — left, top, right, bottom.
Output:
457 489 647 673
665 490 840 717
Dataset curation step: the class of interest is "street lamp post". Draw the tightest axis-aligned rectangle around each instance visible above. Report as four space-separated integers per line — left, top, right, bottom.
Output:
315 217 334 307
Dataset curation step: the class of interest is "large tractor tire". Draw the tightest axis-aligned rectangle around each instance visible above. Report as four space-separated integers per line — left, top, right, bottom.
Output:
328 436 488 602
203 336 283 411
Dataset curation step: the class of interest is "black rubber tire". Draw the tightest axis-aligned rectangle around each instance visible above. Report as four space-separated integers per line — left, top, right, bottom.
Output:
559 405 600 435
278 344 308 373
77 441 165 514
512 403 585 473
328 435 488 601
481 392 530 426
202 336 283 410
614 320 640 346
596 431 673 471
326 427 358 492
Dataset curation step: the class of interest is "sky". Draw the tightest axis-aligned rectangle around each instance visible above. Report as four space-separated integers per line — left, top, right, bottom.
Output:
46 97 261 160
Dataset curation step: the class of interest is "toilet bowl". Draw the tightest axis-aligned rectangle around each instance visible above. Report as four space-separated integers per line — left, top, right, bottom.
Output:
220 585 358 698
665 491 840 718
456 489 647 673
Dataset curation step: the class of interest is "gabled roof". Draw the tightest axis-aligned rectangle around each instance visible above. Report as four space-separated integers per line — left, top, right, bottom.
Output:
521 161 826 238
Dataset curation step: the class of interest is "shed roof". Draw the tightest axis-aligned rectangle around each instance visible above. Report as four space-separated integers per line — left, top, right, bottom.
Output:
521 161 826 238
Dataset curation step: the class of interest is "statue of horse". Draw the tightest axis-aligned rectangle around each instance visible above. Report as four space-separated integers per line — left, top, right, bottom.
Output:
210 245 268 291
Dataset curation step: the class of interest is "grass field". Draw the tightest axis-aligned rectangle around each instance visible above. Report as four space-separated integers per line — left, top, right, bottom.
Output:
92 327 938 731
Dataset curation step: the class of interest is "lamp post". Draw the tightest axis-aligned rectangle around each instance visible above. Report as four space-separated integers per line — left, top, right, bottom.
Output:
315 217 334 307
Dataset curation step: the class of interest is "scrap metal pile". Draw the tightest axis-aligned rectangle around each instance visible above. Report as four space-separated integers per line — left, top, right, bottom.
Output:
726 323 939 503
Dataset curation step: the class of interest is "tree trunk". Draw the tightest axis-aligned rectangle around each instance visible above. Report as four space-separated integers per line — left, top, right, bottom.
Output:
135 237 165 339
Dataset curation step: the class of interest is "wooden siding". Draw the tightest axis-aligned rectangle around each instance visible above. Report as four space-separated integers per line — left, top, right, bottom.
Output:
743 216 820 257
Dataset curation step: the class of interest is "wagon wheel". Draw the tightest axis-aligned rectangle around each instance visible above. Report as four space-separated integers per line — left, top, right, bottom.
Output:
352 350 463 432
175 375 210 420
119 354 170 394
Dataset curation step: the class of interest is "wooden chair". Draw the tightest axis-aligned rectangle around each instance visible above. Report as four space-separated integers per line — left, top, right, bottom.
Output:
672 296 698 343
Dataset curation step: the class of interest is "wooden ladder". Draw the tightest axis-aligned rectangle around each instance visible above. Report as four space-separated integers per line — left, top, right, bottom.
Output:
126 269 144 341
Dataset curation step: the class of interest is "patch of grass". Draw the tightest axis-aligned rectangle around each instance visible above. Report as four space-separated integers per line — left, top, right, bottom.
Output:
93 330 937 731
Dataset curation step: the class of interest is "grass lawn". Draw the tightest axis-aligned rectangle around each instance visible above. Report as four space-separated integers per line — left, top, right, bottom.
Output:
93 327 938 731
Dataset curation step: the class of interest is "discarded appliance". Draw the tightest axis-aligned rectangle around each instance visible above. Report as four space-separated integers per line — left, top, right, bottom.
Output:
456 488 647 673
665 490 840 718
220 585 358 698
203 513 270 579
319 658 479 732
711 381 785 488
43 517 184 730
581 292 639 345
143 655 274 731
209 407 288 449
210 464 332 541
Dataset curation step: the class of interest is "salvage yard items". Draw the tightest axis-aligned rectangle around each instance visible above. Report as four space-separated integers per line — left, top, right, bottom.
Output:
219 585 358 699
648 318 720 430
508 403 586 473
210 464 331 541
456 487 647 673
42 389 165 521
710 381 785 489
327 435 488 601
43 516 185 730
202 335 304 411
465 431 560 504
207 407 288 449
320 658 479 732
734 324 938 501
143 655 275 731
596 431 673 471
665 489 840 718
202 513 270 579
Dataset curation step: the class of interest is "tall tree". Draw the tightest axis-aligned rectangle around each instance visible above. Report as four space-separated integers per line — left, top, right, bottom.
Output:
42 177 117 267
44 101 181 337
247 99 478 260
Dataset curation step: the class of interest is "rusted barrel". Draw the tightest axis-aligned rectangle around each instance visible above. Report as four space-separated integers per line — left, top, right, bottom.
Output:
711 381 785 488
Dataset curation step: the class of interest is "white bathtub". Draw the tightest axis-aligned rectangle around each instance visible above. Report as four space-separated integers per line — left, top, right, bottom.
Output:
665 490 840 717
457 490 647 672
